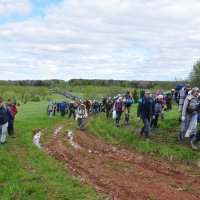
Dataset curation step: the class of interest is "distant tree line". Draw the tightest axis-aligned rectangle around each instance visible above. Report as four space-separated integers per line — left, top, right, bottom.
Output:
0 79 184 90
189 59 200 87
0 80 65 87
68 79 181 90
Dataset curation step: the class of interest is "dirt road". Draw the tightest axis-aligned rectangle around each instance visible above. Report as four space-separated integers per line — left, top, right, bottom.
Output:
42 128 200 200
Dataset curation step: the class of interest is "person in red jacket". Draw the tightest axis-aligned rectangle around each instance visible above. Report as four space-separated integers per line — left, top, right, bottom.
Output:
6 99 17 137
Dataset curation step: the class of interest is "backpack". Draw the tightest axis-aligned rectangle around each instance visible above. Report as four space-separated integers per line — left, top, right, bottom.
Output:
60 103 65 110
174 84 186 104
164 91 172 101
124 99 134 106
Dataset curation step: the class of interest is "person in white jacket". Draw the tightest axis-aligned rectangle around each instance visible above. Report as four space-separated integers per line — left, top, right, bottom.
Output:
178 87 200 150
76 104 88 130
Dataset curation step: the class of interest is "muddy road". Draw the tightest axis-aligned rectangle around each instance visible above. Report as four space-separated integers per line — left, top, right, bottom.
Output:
41 128 200 200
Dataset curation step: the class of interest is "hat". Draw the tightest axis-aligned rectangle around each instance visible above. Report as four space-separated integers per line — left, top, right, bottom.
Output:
185 84 191 90
158 95 163 99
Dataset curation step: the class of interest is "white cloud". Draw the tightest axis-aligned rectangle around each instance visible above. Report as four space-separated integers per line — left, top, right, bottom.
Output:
0 0 32 17
0 0 200 80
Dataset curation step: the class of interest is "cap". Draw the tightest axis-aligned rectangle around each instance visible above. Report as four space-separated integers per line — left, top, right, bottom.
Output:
158 95 163 99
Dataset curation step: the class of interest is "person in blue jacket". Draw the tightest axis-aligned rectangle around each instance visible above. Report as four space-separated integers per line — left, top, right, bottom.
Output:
60 101 66 117
0 100 14 145
137 91 155 140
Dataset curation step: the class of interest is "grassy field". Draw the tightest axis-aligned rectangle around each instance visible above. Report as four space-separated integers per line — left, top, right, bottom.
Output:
1 86 200 199
0 95 101 200
87 104 200 165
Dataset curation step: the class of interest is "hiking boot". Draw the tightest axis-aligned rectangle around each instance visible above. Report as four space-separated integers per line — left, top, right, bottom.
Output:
190 141 198 150
178 133 183 142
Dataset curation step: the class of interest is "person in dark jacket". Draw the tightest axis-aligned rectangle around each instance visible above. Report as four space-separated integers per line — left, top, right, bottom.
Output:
0 100 14 145
56 102 60 112
137 91 155 140
60 101 66 117
68 101 76 120
93 100 99 114
105 97 113 119
6 99 17 137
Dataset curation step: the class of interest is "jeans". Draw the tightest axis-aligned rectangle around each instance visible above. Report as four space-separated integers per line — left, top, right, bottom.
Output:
8 119 14 136
61 110 66 117
0 122 8 143
142 117 150 138
68 109 75 120
179 113 197 140
93 108 99 114
151 114 159 128
116 111 122 125
78 118 84 129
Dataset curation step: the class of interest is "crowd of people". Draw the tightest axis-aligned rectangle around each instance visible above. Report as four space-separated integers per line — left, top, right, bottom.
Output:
47 84 200 150
1 84 199 150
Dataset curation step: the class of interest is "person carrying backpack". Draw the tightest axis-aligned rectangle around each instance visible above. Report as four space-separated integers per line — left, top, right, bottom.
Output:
85 100 91 114
151 95 164 129
114 97 123 127
53 103 57 116
60 101 66 117
68 101 76 120
123 91 134 125
56 102 60 112
178 87 200 150
105 97 113 119
76 104 88 130
0 100 14 145
6 99 18 137
177 84 191 113
47 102 54 119
137 91 155 140
93 100 99 114
164 91 172 111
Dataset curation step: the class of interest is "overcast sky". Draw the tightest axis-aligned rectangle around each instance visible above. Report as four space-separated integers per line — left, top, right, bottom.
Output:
0 0 200 81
